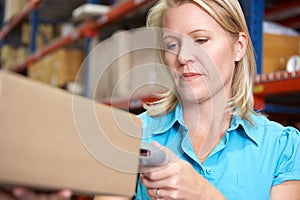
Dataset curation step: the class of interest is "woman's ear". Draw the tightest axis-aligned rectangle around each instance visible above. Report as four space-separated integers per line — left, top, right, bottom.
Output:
235 32 248 62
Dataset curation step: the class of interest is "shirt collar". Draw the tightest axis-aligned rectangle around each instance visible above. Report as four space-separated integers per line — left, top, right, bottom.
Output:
144 103 260 146
228 113 260 146
143 103 184 135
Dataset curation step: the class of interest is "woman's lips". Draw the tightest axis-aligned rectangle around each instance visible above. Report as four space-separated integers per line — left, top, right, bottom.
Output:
180 72 202 81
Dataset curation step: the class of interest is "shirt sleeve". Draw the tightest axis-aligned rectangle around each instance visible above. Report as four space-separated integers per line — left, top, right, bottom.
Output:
272 126 300 186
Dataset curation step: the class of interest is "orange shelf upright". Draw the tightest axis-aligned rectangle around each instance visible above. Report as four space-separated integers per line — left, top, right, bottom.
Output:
0 0 41 40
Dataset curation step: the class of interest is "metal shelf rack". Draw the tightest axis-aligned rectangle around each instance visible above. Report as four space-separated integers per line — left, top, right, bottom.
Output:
253 69 300 128
0 0 41 41
254 70 300 112
0 0 41 48
0 0 155 72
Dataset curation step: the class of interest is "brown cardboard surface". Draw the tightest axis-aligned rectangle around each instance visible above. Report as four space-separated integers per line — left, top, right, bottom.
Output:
263 33 300 73
0 70 142 197
4 0 27 22
28 48 84 87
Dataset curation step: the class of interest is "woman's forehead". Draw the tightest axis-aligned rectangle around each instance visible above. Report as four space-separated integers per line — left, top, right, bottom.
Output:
162 3 222 35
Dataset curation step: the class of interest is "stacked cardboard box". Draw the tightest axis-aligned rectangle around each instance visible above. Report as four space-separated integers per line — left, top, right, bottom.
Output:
22 23 55 49
28 48 84 87
1 45 28 70
263 33 300 74
4 0 28 22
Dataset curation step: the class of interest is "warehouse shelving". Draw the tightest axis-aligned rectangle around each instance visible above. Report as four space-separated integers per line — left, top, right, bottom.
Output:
0 0 41 41
265 0 300 30
253 69 300 128
0 0 156 72
254 70 300 110
240 0 300 126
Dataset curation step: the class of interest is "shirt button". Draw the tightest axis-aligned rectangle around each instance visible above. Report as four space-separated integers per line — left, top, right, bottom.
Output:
206 168 213 174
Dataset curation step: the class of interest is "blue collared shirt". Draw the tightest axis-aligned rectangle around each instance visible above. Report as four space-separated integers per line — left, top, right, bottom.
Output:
134 103 300 200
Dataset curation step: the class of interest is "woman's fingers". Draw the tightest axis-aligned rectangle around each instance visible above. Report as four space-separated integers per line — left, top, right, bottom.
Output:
11 187 72 200
56 189 72 199
12 187 35 200
0 190 15 200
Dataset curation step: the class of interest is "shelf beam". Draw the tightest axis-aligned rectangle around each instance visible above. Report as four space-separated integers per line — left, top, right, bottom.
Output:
12 0 155 72
253 70 300 111
254 70 300 95
265 0 300 21
91 0 152 30
279 15 300 29
0 0 40 41
264 104 300 115
12 23 86 71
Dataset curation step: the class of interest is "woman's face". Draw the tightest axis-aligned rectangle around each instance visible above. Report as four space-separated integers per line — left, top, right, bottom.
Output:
162 2 243 104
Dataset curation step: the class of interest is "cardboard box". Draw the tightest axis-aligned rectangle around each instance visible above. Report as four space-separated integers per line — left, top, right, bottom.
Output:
28 48 84 87
1 45 28 70
263 33 300 73
22 23 55 48
4 0 28 22
0 71 141 197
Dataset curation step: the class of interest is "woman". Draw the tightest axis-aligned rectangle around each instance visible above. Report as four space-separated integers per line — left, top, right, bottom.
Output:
135 0 300 199
1 0 299 199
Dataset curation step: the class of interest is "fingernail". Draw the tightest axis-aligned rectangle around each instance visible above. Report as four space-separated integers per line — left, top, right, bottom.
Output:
59 189 72 198
12 187 25 197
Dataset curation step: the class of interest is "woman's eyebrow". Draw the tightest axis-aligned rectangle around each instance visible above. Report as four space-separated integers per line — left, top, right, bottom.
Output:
162 29 212 38
162 35 178 40
162 31 181 40
189 29 212 35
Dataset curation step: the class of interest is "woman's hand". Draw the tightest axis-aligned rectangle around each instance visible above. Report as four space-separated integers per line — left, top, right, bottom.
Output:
0 187 72 200
94 195 130 200
140 142 225 200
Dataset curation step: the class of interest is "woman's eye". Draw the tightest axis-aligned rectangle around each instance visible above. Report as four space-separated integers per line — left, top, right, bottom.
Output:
195 38 208 44
164 42 179 51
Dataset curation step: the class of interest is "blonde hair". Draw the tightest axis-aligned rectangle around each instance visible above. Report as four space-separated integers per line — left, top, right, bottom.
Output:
145 0 257 123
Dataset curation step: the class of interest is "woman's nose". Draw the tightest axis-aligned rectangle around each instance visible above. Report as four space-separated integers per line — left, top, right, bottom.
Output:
177 44 194 65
